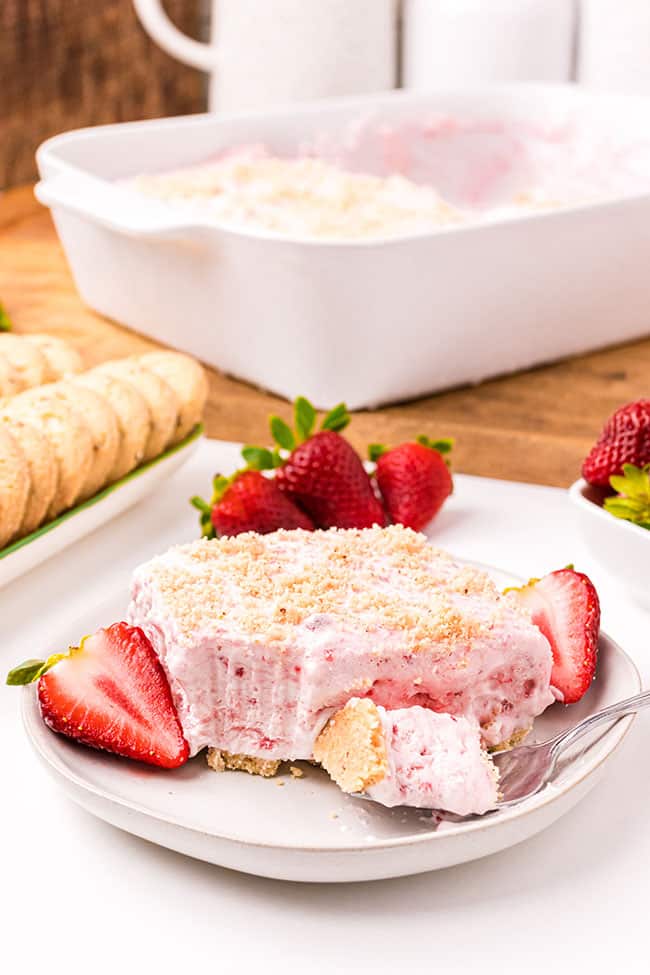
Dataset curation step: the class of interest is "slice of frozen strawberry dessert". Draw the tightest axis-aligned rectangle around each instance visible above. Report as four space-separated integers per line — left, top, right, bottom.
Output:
127 525 555 763
314 698 499 815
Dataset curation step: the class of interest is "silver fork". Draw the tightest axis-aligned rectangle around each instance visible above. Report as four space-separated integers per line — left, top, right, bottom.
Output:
492 689 650 809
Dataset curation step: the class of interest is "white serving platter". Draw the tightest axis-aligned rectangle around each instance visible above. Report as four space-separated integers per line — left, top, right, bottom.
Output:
21 579 639 884
0 426 202 590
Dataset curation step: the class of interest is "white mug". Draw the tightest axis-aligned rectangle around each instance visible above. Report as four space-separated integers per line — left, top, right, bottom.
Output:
579 0 650 94
133 0 398 113
403 0 576 89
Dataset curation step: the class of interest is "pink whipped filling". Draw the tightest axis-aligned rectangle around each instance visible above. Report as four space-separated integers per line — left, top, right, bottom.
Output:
367 704 499 815
127 528 554 760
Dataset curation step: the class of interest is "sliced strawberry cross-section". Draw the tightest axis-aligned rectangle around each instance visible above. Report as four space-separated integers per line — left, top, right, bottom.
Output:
508 568 600 705
7 622 189 769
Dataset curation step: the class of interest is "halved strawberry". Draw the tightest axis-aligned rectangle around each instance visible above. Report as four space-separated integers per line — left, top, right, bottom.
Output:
7 623 189 768
509 568 600 704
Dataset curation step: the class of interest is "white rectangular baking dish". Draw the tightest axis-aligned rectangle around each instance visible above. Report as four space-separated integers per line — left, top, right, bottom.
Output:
35 84 650 410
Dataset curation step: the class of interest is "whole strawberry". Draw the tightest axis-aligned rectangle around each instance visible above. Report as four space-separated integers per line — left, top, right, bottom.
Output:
192 469 314 538
258 397 386 529
277 429 386 529
370 436 453 531
582 400 650 487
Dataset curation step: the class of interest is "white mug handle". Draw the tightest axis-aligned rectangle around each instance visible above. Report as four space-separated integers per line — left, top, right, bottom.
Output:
133 0 217 71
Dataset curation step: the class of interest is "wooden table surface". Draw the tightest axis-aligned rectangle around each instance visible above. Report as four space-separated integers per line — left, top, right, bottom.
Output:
1 184 649 488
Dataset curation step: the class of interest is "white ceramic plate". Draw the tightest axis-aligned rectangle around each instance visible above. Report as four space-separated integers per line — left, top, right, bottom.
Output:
569 478 650 611
20 562 640 884
0 427 203 590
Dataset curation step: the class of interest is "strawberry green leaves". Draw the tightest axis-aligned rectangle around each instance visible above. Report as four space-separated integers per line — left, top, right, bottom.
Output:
416 435 454 455
368 443 388 463
247 396 351 468
6 651 69 685
321 402 350 433
604 463 650 530
270 416 296 451
190 494 215 538
6 658 50 685
190 474 233 538
369 436 454 464
294 396 317 441
8 637 92 686
0 301 12 332
241 446 276 470
269 397 349 449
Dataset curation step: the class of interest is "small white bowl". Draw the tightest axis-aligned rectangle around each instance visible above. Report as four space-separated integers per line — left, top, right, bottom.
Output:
569 478 650 610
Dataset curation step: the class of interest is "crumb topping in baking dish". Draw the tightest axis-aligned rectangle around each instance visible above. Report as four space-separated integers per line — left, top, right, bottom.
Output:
130 152 463 240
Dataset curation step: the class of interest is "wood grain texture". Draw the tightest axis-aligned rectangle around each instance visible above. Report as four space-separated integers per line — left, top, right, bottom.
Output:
0 0 206 189
0 185 649 488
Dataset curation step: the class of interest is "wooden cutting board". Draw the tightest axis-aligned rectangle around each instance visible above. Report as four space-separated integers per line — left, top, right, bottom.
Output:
1 184 649 488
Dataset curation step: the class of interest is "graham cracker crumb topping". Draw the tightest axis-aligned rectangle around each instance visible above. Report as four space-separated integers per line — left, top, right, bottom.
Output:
143 525 513 654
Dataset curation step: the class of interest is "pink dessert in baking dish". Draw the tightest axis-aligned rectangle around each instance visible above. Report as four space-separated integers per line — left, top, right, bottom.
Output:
128 525 554 766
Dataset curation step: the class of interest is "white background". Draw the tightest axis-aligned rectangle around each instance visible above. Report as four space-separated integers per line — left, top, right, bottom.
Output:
2 441 648 974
